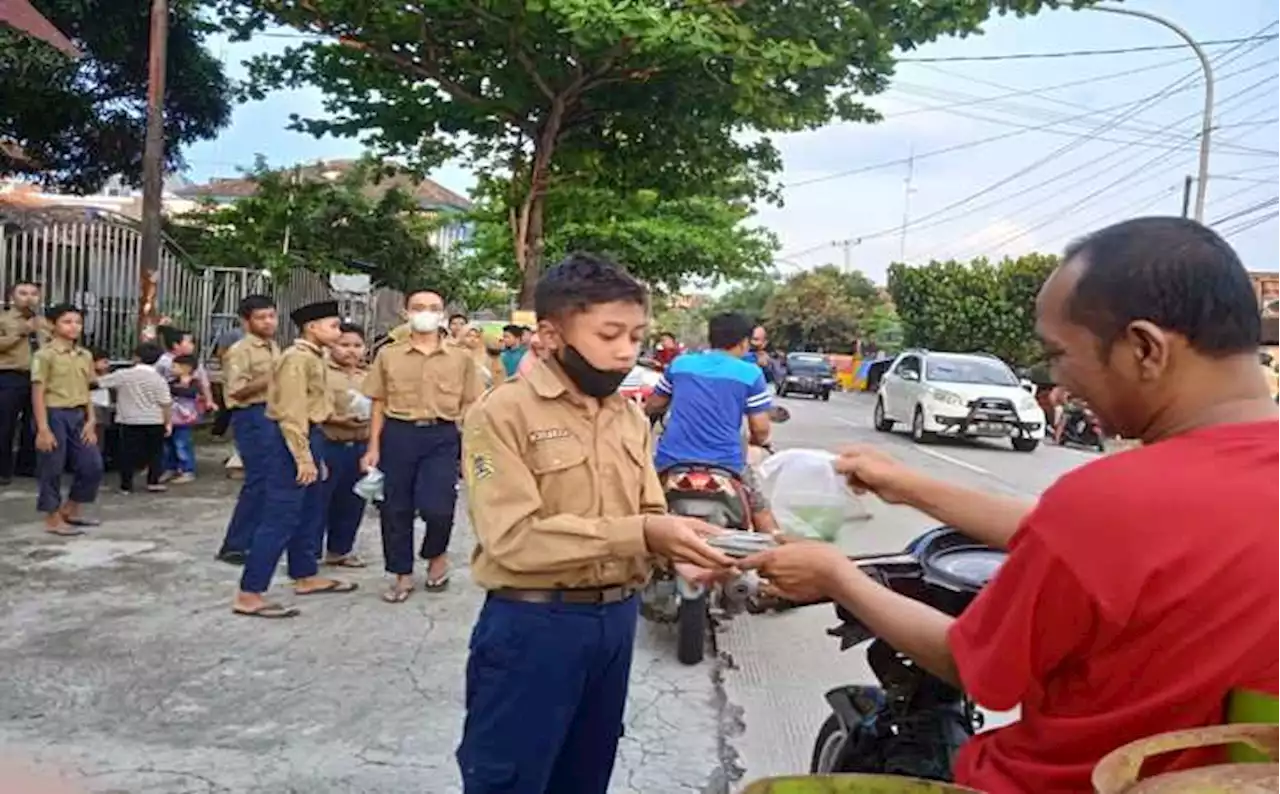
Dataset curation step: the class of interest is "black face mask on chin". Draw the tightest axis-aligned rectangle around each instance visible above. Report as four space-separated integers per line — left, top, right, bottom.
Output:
557 345 629 398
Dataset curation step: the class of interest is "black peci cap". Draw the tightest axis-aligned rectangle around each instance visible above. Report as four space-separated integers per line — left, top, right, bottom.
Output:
290 300 340 329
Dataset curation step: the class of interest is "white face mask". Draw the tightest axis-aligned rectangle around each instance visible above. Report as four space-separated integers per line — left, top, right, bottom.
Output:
409 310 443 333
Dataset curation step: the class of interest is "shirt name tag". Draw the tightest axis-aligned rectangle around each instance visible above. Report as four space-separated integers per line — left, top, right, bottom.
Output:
528 427 572 444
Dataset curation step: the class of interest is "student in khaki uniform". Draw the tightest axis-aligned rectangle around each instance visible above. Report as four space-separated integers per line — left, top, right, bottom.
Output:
318 323 370 567
215 295 280 565
361 288 483 602
31 303 104 536
0 279 47 484
455 253 736 794
233 300 355 619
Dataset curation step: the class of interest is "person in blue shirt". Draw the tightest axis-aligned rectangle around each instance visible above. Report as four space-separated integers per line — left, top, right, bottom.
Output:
646 312 779 532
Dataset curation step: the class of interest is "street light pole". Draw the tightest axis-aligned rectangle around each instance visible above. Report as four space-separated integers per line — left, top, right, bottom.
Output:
1089 5 1213 222
138 0 169 338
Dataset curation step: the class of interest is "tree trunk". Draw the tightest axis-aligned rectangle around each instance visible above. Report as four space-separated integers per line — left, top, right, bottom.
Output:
512 98 566 310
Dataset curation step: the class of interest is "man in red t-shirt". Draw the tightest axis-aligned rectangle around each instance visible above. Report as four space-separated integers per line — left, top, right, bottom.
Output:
743 217 1279 793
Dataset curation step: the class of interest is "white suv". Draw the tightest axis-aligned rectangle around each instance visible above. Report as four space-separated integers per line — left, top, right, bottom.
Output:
874 350 1045 452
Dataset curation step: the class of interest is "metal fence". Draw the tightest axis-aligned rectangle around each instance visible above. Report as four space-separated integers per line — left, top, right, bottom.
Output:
0 207 404 360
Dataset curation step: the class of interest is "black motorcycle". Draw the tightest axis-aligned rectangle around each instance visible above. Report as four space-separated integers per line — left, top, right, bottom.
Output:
785 527 1006 780
1058 402 1106 452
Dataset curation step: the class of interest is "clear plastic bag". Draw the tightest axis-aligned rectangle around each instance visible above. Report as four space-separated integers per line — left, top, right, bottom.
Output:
346 389 373 422
756 448 871 541
353 467 385 503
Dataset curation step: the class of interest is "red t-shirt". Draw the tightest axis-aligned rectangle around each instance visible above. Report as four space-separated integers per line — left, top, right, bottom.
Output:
949 420 1279 793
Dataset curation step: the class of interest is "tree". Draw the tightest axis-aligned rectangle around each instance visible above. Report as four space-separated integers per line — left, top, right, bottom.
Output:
763 265 879 352
886 253 1058 366
217 0 1073 307
463 180 777 295
168 159 454 296
711 279 778 323
0 0 232 192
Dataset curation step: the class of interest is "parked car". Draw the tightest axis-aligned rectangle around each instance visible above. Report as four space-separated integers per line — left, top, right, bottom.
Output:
779 352 836 400
873 350 1045 452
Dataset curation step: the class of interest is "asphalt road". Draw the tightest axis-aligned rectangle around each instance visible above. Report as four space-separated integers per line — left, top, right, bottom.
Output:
0 392 1099 793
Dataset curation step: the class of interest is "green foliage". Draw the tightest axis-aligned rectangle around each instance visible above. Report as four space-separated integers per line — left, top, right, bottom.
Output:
215 0 1074 304
0 0 232 191
864 302 905 352
763 265 880 352
167 158 451 296
710 279 778 322
464 180 777 295
886 253 1059 366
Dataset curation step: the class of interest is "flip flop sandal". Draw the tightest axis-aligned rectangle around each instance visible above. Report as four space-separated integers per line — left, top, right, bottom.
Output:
424 572 451 592
382 587 413 604
295 580 358 596
325 555 368 568
44 526 86 537
63 517 101 527
233 602 300 619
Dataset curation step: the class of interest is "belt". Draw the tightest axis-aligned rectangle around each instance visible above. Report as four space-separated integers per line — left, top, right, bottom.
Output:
390 417 455 427
491 585 636 605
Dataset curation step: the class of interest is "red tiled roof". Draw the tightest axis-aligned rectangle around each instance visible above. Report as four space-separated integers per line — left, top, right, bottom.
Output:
0 0 79 57
177 159 471 210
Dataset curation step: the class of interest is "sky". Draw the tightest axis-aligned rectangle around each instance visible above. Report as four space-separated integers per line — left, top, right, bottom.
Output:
182 0 1280 286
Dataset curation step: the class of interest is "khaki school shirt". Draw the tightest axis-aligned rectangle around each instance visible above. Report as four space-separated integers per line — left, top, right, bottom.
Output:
266 339 331 468
322 363 369 442
462 359 666 590
222 335 279 409
30 339 93 409
363 337 483 422
0 309 49 372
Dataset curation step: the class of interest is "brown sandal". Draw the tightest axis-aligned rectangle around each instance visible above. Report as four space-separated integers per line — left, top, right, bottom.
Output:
233 602 300 619
382 586 413 604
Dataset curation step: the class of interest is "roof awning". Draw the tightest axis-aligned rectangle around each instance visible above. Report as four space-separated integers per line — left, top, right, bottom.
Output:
0 0 80 58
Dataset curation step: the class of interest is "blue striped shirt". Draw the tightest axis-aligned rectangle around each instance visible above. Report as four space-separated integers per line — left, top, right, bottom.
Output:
654 350 772 473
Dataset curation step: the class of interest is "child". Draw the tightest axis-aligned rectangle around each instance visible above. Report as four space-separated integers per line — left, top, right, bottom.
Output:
31 303 104 535
165 354 203 483
319 323 370 567
96 341 172 493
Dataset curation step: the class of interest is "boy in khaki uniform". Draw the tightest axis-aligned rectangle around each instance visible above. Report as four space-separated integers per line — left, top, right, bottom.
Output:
455 253 736 794
0 279 48 484
318 323 370 566
31 303 103 535
233 300 354 619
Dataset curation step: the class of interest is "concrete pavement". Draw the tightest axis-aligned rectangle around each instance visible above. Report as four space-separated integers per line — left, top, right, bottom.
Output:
0 393 1097 793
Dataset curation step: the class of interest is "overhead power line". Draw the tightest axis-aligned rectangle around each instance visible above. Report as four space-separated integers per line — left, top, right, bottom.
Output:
896 35 1279 63
1211 196 1279 226
1220 211 1278 237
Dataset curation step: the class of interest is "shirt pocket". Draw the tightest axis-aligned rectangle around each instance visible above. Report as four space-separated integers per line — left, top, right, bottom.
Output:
615 432 649 513
528 436 594 516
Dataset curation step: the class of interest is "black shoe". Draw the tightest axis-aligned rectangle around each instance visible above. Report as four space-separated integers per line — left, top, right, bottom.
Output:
0 476 11 487
216 550 247 566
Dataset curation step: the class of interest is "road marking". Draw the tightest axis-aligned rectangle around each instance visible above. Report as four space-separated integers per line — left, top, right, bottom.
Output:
834 417 994 477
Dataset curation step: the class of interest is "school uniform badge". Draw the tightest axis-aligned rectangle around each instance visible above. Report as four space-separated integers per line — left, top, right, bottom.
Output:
471 452 495 481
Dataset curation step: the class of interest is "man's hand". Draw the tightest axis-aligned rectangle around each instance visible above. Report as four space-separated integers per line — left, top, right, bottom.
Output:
80 423 97 446
296 460 318 486
35 428 57 452
738 538 852 603
833 445 920 505
643 515 736 570
164 422 173 438
359 447 379 472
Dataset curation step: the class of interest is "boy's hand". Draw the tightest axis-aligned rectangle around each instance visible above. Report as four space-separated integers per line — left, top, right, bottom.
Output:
643 515 736 570
164 422 173 437
81 424 97 446
738 537 851 604
296 460 318 486
35 428 57 452
359 447 379 472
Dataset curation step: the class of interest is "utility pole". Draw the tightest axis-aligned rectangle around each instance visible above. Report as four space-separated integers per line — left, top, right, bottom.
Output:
899 144 917 261
138 0 169 338
832 238 860 272
1181 175 1194 218
1090 5 1213 222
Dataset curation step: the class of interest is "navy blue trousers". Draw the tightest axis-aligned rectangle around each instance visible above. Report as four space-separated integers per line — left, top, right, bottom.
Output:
456 594 639 794
379 419 460 574
36 407 103 514
219 405 271 556
321 437 367 557
239 425 325 594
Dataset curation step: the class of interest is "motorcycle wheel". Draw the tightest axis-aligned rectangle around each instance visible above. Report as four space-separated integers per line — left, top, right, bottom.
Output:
676 592 708 665
810 713 851 773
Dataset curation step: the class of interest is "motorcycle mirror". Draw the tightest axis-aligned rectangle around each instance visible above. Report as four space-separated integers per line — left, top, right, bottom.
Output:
769 405 791 423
